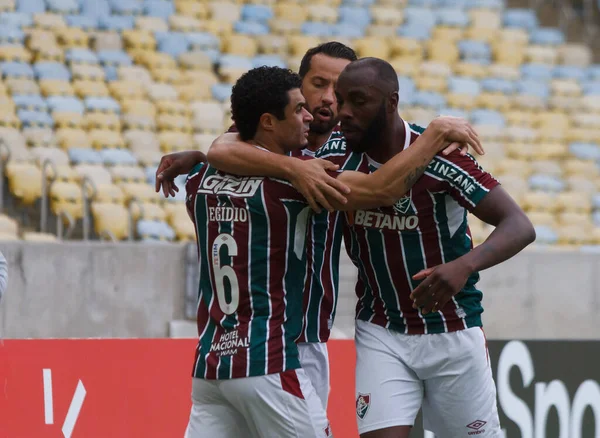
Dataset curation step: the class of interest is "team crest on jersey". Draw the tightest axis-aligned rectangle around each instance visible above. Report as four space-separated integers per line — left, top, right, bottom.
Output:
393 189 413 215
197 173 263 198
356 393 371 420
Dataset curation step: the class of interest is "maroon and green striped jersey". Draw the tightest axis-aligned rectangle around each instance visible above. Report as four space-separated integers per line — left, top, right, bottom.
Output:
323 120 500 335
185 159 313 379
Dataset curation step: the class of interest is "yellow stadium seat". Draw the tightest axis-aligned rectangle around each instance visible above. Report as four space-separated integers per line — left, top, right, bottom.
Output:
122 30 156 51
157 114 192 133
53 112 83 129
89 130 125 149
158 131 193 152
92 183 125 204
254 35 286 57
209 2 241 21
454 62 488 79
525 45 558 65
497 174 527 199
30 146 69 167
306 4 337 22
73 80 110 98
534 112 570 129
506 126 537 143
504 110 535 127
169 14 203 32
444 93 476 110
163 201 187 221
156 100 190 116
495 158 532 177
571 112 600 128
75 164 112 185
581 96 600 113
415 76 447 92
34 45 64 63
432 27 464 42
537 126 566 143
0 127 26 150
0 0 15 12
91 203 130 241
470 9 501 28
369 6 403 25
130 202 167 221
71 64 106 82
464 27 497 43
27 29 57 50
550 79 581 97
556 191 592 213
50 182 83 220
0 45 32 63
108 80 146 101
428 41 459 63
548 97 580 113
527 211 557 228
419 61 452 78
124 130 160 152
120 182 158 203
522 191 557 213
56 128 91 150
536 142 568 160
493 45 525 67
135 16 169 33
151 67 184 85
120 99 156 118
366 24 397 38
568 128 600 143
183 70 219 87
147 83 179 102
0 83 7 96
6 162 43 204
499 28 529 45
193 133 216 153
219 64 250 84
400 107 437 126
133 51 176 70
133 149 162 167
275 3 306 22
289 35 321 56
55 27 89 48
477 93 511 111
558 44 592 67
122 114 156 132
6 78 40 95
33 13 67 30
176 0 208 18
24 127 58 148
557 226 588 246
22 232 58 242
513 95 546 111
564 159 598 177
223 34 258 57
85 113 122 131
190 101 224 132
505 142 536 160
269 19 301 36
45 164 79 182
40 79 75 97
109 166 145 184
179 51 213 70
0 112 20 130
204 20 234 37
172 217 196 241
0 214 19 237
565 175 597 194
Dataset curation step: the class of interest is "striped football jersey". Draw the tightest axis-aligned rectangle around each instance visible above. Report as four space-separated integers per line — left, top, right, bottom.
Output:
185 159 313 379
325 120 500 335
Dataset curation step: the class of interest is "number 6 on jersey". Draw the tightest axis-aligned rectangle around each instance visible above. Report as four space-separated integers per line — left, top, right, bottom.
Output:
212 233 239 315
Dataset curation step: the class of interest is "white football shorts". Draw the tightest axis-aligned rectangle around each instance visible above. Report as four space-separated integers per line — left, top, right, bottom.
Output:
297 342 330 410
354 319 502 437
184 368 331 438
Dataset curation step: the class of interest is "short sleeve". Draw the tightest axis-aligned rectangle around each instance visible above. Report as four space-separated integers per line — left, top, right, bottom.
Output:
427 151 500 211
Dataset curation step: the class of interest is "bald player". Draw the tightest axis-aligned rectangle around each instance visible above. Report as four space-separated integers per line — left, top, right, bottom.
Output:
320 58 535 437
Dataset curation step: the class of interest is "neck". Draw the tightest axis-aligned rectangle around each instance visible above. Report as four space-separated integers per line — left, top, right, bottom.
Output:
306 130 332 152
251 132 286 155
366 115 406 164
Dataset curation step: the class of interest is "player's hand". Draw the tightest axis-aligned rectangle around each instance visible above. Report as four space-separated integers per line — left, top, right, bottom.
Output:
442 142 471 157
430 116 485 156
155 151 206 198
409 259 473 315
288 158 351 213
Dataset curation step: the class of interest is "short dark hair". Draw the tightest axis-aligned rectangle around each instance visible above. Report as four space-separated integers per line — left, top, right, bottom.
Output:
298 41 357 79
230 66 302 141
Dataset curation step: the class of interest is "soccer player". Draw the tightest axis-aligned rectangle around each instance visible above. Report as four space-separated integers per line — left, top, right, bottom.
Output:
158 42 483 410
325 58 536 438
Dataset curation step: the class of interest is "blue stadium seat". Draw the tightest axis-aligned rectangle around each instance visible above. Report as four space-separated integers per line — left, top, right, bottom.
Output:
99 15 135 31
471 109 505 127
333 23 365 38
436 8 469 27
448 76 481 95
187 32 220 52
13 95 48 112
137 220 176 241
80 0 110 17
521 63 553 81
145 166 157 185
569 142 600 161
85 97 120 113
412 91 446 109
17 0 45 13
481 78 515 94
17 110 54 128
167 175 187 201
533 225 558 245
66 48 99 65
143 0 175 19
438 0 468 6
466 0 505 9
553 65 587 82
397 24 431 40
241 4 273 23
592 193 600 210
108 0 142 15
458 40 491 62
301 22 334 37
252 55 287 69
34 62 71 81
47 96 85 114
403 7 437 29
582 81 600 95
1 61 34 78
66 14 98 29
46 0 79 14
341 0 375 7
234 21 270 36
408 0 442 6
588 65 600 81
503 8 538 30
516 79 550 99
211 83 233 102
69 148 103 164
530 28 565 46
100 149 138 165
155 32 190 58
220 54 253 72
439 107 469 119
529 174 565 192
0 12 34 28
338 6 371 28
97 50 132 67
0 27 25 44
103 66 118 82
398 76 416 97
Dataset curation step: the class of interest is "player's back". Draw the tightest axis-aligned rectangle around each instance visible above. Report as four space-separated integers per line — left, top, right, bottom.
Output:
185 162 311 380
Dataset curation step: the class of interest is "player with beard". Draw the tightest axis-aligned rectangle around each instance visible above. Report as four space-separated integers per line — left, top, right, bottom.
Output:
323 58 536 438
156 43 483 411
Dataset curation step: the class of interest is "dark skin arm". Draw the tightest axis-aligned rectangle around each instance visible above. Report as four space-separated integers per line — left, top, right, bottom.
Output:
410 186 536 314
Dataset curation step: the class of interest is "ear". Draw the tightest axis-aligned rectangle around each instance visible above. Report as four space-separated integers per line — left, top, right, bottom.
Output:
259 113 276 133
388 91 399 113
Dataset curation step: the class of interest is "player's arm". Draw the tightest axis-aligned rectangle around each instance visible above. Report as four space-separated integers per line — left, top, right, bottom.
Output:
325 117 483 211
155 150 207 197
207 133 351 212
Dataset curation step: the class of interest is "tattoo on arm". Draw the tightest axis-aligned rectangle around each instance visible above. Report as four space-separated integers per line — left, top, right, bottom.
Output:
404 164 428 187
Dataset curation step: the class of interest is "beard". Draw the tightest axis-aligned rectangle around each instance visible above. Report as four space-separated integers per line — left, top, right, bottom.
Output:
345 103 387 153
308 105 337 135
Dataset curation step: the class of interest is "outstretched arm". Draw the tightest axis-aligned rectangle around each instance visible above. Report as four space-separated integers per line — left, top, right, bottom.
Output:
410 186 535 314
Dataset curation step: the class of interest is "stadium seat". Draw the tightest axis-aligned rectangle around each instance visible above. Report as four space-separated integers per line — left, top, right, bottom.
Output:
503 8 538 31
49 181 83 220
558 44 592 67
85 112 121 131
158 131 193 152
91 202 129 240
122 113 156 131
65 15 98 30
7 78 40 95
75 164 112 185
124 130 160 152
5 161 43 204
89 129 125 149
144 0 175 18
0 12 33 28
530 28 565 46
55 27 89 48
84 97 120 113
108 0 142 15
1 61 34 78
65 48 98 66
120 182 157 203
0 214 19 239
110 165 145 183
137 219 175 241
69 148 102 164
52 111 83 128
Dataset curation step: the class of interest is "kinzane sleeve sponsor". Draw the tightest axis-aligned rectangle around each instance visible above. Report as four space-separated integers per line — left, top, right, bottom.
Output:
427 151 500 211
